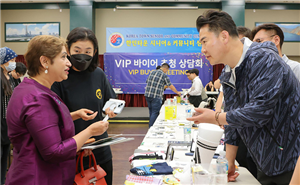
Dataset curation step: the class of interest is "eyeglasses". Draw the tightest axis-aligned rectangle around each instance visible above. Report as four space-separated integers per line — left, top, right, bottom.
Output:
254 35 276 43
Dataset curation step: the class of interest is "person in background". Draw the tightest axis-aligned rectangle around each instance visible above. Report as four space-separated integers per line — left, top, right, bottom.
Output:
252 23 300 80
5 35 109 185
156 65 167 105
237 26 252 40
0 47 17 185
145 63 181 128
188 10 299 185
204 80 214 91
51 27 116 185
9 62 27 87
186 68 207 107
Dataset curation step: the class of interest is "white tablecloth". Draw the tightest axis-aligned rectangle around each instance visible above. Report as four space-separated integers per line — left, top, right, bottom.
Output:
130 103 260 185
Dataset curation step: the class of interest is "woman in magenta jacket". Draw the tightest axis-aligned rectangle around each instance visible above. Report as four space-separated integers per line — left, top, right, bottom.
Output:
5 35 109 185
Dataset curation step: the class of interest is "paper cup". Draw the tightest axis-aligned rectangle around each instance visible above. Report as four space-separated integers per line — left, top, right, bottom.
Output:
195 135 220 165
198 123 224 143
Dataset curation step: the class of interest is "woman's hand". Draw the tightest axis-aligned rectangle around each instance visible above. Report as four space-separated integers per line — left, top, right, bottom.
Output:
72 109 98 121
105 107 117 118
186 108 216 124
87 121 109 137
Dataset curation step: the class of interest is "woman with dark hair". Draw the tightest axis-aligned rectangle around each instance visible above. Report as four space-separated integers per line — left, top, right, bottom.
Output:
51 27 116 185
0 47 17 185
9 62 27 87
205 80 214 91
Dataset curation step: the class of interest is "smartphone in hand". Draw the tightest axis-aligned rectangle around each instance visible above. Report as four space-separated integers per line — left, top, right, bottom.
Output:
102 99 125 114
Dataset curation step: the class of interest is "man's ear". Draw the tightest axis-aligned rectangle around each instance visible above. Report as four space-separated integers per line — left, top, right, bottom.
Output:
272 35 280 48
220 30 230 45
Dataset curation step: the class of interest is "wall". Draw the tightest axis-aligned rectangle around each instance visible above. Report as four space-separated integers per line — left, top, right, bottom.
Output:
95 8 218 54
1 9 70 55
1 7 300 63
245 9 300 62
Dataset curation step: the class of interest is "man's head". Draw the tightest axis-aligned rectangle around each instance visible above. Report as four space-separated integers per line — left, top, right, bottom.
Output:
160 63 170 73
187 69 199 80
11 62 27 79
196 10 238 65
237 26 252 40
186 69 190 76
252 23 284 54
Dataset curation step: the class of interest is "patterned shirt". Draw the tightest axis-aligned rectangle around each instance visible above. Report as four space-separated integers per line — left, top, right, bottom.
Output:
144 69 172 99
221 40 300 176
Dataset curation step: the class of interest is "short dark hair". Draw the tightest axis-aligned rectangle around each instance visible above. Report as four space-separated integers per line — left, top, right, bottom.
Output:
237 26 252 40
251 23 284 49
196 10 238 38
156 65 161 70
67 27 99 72
15 62 27 75
190 68 199 76
161 63 170 69
185 70 190 74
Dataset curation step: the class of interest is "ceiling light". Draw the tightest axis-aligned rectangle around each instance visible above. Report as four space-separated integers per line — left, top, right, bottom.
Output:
115 6 198 10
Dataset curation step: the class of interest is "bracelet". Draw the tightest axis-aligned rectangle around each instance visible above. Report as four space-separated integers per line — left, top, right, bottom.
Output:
215 112 221 126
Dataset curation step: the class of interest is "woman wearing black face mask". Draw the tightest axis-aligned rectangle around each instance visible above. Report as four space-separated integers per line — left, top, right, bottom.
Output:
51 27 117 185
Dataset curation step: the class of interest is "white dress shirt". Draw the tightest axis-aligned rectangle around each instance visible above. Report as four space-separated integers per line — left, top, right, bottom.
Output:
188 76 202 96
282 54 300 81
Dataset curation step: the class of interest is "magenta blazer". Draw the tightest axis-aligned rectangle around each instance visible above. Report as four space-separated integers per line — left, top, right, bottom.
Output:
5 78 77 185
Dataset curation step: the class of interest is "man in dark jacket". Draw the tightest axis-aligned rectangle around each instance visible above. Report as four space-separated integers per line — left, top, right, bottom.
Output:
187 10 299 185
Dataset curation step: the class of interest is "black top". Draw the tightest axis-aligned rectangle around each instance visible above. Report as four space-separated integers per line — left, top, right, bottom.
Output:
206 85 212 91
1 74 19 145
51 67 116 164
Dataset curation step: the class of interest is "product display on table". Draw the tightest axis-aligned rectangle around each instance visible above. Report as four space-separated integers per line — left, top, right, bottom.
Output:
130 162 173 176
126 103 260 185
129 151 166 162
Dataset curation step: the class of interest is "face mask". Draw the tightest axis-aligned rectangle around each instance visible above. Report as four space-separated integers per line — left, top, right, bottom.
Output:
5 62 16 72
68 54 93 71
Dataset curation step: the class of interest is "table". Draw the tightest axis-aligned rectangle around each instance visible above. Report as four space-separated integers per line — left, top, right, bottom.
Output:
206 91 219 95
129 103 260 185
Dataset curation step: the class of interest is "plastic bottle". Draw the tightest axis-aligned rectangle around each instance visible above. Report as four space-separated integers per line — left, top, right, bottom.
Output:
215 151 228 184
173 96 177 105
185 105 191 118
183 122 191 141
216 151 228 174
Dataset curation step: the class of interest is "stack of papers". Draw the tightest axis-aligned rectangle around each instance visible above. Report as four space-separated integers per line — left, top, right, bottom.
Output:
81 134 134 150
124 175 163 185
